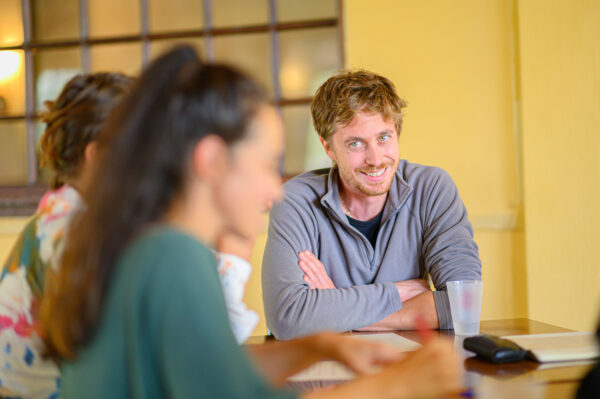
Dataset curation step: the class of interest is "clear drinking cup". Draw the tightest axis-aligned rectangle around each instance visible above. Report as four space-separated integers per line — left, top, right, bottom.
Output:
446 280 483 336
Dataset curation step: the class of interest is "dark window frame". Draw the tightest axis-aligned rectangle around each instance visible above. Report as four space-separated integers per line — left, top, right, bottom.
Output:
0 0 344 216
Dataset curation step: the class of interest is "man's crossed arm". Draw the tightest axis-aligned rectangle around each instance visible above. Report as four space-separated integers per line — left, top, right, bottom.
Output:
297 250 440 330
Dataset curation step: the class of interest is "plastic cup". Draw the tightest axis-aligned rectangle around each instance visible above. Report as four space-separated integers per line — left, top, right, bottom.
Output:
446 280 483 336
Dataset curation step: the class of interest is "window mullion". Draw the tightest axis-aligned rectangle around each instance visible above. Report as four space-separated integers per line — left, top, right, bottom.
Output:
336 0 345 67
203 0 214 62
140 0 150 67
79 0 90 72
21 0 37 184
268 0 282 104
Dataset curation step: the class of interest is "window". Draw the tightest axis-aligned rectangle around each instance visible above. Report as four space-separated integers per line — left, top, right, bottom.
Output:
0 0 343 215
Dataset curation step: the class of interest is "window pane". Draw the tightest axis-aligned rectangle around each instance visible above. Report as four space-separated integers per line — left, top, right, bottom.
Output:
277 0 336 23
281 104 331 174
32 0 80 41
213 33 272 96
36 121 52 184
88 0 140 37
34 48 82 112
0 50 26 115
149 0 204 32
0 0 23 46
279 27 339 99
90 43 142 76
0 120 28 184
212 0 268 28
33 48 81 167
150 39 205 61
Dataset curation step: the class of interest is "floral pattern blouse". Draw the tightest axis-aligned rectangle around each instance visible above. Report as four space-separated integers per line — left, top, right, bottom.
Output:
0 185 82 399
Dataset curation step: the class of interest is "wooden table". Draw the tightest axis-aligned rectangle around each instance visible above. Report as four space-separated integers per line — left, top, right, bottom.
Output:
248 318 596 399
456 319 594 398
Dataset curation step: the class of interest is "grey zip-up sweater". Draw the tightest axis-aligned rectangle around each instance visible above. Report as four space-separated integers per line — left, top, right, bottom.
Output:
262 160 482 340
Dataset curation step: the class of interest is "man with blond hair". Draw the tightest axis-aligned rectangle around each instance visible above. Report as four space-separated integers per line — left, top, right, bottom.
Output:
262 70 481 339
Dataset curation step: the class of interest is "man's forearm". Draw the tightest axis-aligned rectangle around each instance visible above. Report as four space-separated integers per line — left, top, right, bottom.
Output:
265 282 404 339
355 291 439 331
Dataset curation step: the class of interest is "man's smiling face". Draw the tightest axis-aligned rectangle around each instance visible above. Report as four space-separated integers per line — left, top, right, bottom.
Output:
321 111 400 198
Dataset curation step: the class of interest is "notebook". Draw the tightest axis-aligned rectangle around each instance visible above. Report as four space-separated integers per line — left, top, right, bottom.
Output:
502 332 600 363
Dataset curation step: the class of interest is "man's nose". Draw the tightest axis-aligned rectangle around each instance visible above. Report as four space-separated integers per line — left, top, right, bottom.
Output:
365 144 384 165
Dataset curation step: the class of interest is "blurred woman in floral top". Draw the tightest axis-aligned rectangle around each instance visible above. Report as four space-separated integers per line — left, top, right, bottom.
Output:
0 73 133 399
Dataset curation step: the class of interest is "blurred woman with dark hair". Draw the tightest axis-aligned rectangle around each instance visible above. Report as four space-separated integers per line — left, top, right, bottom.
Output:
41 46 461 399
0 72 133 399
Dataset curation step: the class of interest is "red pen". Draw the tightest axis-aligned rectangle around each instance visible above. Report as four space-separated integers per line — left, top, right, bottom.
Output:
414 314 433 343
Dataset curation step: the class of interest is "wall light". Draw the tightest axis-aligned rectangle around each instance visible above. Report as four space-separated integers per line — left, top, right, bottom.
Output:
280 62 307 98
0 51 21 83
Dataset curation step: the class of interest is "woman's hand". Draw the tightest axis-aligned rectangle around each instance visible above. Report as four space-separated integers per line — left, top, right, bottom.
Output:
381 337 462 398
247 331 401 386
312 332 403 375
304 336 462 399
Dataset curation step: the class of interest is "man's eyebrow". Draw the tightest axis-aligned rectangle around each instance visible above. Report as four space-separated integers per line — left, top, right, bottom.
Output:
344 130 394 142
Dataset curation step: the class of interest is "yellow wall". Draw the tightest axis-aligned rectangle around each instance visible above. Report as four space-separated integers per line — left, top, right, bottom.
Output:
344 0 527 323
245 231 269 335
517 0 600 331
0 217 29 267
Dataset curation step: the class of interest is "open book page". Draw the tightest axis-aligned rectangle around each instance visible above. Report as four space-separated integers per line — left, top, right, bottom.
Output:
502 332 600 363
288 333 421 382
535 359 597 370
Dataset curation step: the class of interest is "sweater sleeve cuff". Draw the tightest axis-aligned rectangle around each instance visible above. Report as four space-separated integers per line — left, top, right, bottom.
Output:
383 281 404 314
433 290 453 330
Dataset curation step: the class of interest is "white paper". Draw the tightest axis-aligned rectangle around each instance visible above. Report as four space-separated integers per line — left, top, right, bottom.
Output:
502 332 600 363
535 359 596 370
287 360 357 382
287 333 421 382
351 333 422 351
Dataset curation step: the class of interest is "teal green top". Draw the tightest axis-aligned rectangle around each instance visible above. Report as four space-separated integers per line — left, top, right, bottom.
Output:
60 226 298 399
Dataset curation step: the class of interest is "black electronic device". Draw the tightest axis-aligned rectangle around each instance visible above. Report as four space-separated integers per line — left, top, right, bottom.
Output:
463 334 527 364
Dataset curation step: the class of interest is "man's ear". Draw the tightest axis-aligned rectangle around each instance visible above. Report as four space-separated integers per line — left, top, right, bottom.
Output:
319 137 336 163
190 135 228 181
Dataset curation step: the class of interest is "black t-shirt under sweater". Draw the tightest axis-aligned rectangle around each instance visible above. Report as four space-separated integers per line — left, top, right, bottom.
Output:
346 210 383 249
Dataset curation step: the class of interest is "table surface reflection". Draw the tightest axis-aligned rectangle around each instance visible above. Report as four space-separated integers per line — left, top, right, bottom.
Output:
247 318 596 399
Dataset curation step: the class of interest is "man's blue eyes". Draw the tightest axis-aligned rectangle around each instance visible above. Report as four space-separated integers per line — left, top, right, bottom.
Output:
348 136 390 148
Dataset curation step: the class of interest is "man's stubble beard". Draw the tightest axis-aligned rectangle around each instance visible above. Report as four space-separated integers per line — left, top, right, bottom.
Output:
338 160 397 197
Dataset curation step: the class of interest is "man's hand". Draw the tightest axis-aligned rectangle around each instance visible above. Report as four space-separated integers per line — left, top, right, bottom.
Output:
355 291 440 331
296 251 438 331
298 250 336 289
394 279 430 302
